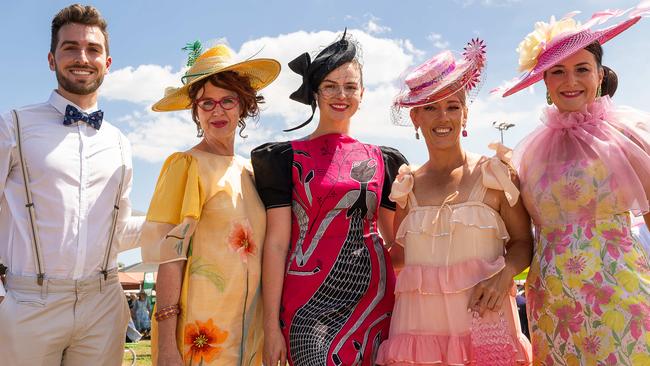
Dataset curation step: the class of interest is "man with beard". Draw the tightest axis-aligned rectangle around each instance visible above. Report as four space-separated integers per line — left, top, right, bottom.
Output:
0 4 143 365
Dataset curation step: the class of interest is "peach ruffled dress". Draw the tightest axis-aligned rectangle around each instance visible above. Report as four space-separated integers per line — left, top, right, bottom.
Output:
377 154 532 366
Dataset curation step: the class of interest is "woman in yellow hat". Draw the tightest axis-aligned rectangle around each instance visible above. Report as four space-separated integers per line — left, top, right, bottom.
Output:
139 42 280 366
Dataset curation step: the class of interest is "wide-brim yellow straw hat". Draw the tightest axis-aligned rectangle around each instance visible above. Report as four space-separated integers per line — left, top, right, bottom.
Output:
152 43 281 112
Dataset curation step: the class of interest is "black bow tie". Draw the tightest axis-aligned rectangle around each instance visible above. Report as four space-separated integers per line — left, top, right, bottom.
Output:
63 105 103 130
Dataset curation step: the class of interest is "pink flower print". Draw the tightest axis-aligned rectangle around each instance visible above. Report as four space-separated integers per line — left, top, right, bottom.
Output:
602 227 633 259
576 199 596 230
556 302 584 341
547 161 572 182
544 354 555 366
580 283 614 316
604 353 618 366
583 221 596 240
629 303 650 340
227 221 257 264
583 334 602 357
635 256 650 273
561 181 581 200
526 278 546 319
538 173 551 191
593 272 604 285
542 225 573 262
565 255 587 275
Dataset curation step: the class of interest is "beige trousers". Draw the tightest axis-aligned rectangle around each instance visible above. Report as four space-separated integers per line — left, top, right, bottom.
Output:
0 270 130 366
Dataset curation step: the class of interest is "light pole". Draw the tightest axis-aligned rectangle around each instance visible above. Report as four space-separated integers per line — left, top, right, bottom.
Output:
492 121 516 143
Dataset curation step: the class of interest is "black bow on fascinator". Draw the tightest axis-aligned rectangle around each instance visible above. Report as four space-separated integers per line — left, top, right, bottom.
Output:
284 29 358 132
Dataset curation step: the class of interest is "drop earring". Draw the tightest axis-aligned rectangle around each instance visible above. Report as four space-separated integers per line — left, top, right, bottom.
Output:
462 126 468 137
546 91 553 105
597 85 602 98
196 125 204 138
415 127 420 140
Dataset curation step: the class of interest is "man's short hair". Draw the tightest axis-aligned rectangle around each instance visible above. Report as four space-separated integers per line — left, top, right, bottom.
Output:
50 4 109 55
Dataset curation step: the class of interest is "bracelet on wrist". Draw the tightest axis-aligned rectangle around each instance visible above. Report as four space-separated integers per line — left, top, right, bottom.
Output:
154 304 180 322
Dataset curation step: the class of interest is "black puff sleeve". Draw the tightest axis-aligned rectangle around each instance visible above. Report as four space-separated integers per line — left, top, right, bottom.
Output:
251 141 294 209
380 146 409 211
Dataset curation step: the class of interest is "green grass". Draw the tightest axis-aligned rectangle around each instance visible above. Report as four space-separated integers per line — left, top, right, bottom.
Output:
123 339 152 366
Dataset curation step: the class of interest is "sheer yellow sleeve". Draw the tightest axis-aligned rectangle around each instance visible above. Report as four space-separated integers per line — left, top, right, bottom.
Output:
147 152 203 224
140 153 204 264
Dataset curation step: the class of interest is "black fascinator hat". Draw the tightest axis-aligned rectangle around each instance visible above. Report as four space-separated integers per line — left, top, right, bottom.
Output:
285 29 359 132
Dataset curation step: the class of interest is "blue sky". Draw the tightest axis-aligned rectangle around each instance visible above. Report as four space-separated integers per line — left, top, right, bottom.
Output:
1 0 648 265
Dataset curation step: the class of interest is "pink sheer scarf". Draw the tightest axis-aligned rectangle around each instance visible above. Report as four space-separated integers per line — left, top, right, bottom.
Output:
513 96 650 226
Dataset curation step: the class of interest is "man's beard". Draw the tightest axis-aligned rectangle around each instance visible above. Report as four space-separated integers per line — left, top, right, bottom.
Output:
54 62 104 96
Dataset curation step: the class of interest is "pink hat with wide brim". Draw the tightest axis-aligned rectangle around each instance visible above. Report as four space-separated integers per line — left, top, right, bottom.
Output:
502 8 646 97
394 38 486 108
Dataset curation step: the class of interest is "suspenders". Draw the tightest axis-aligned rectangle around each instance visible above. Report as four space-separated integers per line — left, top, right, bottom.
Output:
11 109 126 285
102 130 126 280
11 110 45 285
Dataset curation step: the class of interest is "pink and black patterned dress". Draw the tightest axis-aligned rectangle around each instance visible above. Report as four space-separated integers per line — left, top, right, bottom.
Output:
252 133 407 366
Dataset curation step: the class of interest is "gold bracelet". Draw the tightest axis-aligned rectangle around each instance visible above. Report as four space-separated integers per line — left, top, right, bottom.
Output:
154 304 180 322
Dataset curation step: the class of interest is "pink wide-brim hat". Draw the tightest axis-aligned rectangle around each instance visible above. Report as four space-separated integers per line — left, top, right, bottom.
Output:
502 6 648 97
394 38 486 108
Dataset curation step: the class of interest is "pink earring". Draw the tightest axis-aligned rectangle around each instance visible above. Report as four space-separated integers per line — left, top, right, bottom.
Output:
462 127 468 137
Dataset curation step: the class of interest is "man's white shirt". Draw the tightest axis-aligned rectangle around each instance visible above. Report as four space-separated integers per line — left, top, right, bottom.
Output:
0 91 144 296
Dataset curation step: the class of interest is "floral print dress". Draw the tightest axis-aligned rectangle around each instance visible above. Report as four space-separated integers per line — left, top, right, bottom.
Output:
140 149 265 366
515 98 650 366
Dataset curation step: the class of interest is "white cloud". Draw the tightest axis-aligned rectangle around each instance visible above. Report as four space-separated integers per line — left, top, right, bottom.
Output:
427 32 450 49
103 65 184 104
120 110 197 162
364 19 391 34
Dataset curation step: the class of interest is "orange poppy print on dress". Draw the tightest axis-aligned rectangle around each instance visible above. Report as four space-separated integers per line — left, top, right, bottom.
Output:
227 220 257 263
184 319 229 364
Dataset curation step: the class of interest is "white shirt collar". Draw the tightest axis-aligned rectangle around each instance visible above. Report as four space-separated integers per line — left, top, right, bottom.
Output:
48 90 100 116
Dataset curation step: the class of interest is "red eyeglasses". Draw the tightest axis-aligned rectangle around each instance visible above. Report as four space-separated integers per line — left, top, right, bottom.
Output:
194 96 240 111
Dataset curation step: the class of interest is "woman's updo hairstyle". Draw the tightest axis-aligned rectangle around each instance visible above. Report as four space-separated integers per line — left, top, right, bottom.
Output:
584 42 618 98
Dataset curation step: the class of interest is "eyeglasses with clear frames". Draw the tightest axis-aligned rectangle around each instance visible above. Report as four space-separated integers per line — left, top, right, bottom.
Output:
194 96 240 112
318 83 361 98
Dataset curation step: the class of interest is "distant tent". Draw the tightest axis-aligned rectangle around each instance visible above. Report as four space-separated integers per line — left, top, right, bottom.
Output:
119 272 142 290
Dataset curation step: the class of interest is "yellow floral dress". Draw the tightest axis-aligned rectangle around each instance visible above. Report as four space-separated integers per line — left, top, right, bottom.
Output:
516 99 650 366
140 149 265 366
